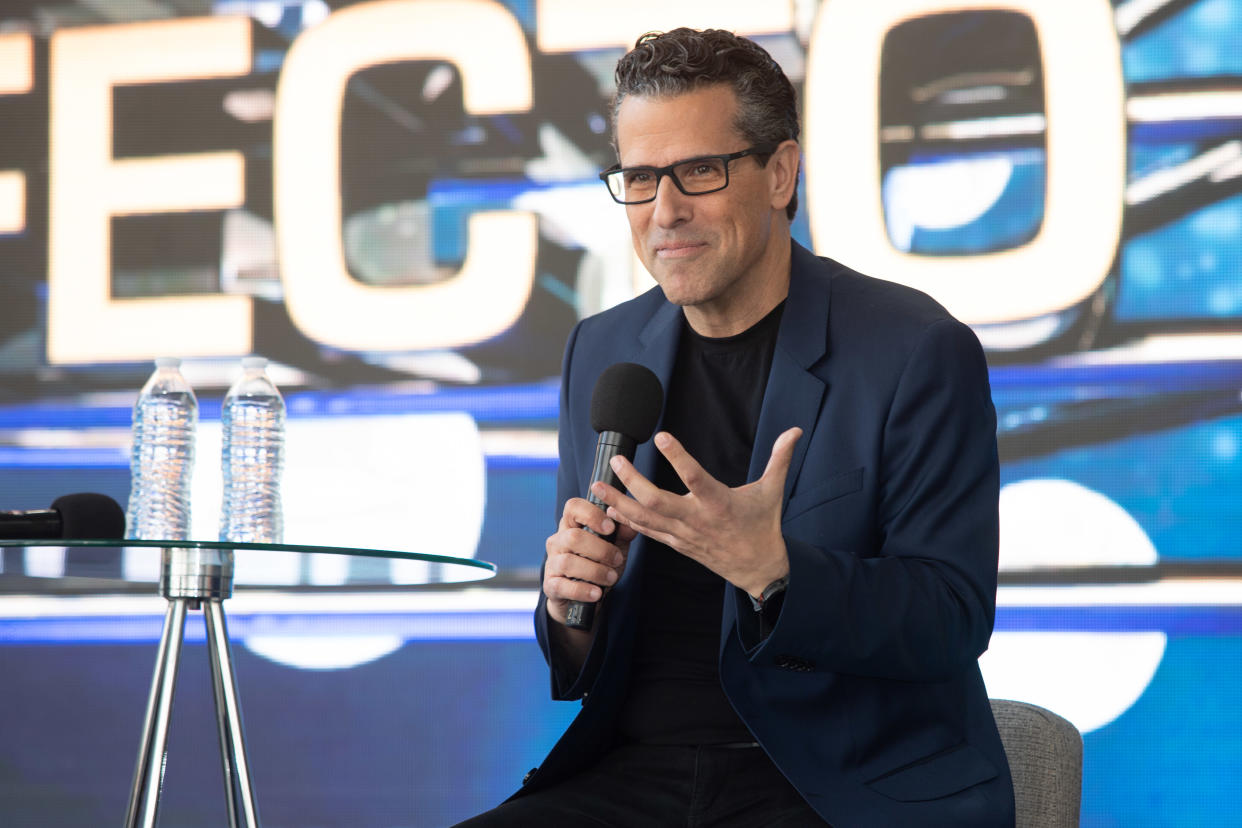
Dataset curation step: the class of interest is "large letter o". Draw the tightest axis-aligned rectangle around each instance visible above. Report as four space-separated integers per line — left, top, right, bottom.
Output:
805 0 1125 325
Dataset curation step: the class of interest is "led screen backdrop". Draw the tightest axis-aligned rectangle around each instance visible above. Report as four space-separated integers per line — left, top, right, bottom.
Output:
1 1 1240 826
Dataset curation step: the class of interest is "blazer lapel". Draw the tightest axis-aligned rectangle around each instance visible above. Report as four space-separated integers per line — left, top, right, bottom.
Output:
747 242 832 507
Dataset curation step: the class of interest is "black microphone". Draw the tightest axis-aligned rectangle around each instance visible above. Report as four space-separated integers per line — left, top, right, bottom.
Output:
565 362 664 631
0 493 125 540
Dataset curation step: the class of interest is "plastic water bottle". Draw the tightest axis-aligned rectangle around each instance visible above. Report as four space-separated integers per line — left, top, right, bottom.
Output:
126 357 198 540
219 357 286 543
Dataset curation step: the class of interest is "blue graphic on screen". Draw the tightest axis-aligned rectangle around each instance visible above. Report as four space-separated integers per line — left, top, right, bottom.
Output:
1116 0 1242 323
882 150 1045 255
1122 0 1242 82
1120 193 1242 319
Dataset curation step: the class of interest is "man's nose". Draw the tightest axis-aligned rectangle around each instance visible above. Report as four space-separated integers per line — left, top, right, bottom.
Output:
650 173 691 227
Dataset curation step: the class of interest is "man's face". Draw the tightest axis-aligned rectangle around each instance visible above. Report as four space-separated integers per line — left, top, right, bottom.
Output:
615 85 789 325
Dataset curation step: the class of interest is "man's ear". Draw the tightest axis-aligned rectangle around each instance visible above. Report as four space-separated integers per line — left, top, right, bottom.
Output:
767 140 801 213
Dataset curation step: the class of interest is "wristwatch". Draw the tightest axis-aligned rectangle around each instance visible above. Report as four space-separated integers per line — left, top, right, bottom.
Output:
748 576 789 612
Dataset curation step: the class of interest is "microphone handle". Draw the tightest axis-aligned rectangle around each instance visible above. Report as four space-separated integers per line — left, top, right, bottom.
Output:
565 431 636 631
0 510 63 540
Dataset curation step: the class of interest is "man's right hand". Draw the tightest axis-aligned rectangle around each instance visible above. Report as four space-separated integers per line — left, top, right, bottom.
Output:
543 497 636 627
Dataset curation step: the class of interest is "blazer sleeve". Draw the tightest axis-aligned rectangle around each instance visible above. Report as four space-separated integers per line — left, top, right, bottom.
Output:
739 317 1000 682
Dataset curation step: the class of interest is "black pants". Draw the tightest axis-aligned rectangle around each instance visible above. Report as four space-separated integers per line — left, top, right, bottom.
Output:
452 742 829 827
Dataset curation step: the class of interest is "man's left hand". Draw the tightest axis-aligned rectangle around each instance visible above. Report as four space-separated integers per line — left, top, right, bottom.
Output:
593 427 803 598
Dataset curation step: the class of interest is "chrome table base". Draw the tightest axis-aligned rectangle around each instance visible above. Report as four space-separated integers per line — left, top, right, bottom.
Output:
124 546 259 828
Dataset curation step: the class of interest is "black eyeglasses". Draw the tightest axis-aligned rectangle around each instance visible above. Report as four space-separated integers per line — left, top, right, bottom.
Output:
599 143 779 204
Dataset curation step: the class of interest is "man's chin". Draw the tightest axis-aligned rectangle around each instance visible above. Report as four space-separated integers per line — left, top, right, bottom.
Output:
653 280 695 307
650 269 701 305
662 289 710 309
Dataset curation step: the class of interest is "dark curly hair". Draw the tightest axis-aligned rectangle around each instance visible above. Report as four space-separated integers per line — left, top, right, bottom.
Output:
612 28 800 219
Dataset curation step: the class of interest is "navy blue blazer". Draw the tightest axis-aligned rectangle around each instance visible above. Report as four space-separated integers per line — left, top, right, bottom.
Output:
524 242 1016 826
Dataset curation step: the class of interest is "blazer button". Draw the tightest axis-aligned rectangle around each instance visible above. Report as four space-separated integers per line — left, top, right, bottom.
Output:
776 654 814 672
523 767 538 785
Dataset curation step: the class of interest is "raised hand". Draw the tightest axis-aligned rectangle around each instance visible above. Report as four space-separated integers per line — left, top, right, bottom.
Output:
594 427 802 598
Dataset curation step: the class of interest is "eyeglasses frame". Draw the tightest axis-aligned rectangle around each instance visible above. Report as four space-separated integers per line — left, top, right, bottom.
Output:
598 142 781 205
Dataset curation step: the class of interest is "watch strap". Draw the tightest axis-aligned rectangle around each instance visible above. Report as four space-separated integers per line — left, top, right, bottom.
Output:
748 575 789 611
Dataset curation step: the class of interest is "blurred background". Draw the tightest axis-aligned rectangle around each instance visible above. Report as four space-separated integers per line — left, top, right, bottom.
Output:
0 0 1239 825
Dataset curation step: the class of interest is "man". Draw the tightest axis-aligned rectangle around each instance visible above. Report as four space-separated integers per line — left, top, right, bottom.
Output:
458 28 1014 827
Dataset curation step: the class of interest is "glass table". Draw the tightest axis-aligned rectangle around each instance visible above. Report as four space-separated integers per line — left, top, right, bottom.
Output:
0 539 495 828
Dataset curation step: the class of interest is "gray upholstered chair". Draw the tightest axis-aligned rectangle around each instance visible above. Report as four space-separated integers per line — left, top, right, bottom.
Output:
990 699 1083 828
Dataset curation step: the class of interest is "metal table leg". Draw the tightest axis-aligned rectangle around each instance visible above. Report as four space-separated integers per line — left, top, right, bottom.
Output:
124 598 188 828
205 599 259 828
123 545 259 827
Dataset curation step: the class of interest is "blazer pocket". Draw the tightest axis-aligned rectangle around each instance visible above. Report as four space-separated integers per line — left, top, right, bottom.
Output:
865 742 998 802
783 466 864 522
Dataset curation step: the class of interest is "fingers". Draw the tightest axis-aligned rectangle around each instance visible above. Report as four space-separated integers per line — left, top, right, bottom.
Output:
543 546 616 603
559 428 804 594
593 468 681 542
604 502 681 550
599 431 714 516
545 498 628 605
601 453 664 508
759 427 803 490
543 534 620 603
561 496 616 537
555 499 627 568
652 431 718 495
592 433 718 544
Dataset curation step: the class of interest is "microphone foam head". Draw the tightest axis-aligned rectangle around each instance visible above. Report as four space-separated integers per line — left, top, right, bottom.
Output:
589 362 664 442
51 493 125 540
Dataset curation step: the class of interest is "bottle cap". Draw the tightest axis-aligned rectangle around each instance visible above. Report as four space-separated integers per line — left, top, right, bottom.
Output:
241 356 269 371
155 357 181 369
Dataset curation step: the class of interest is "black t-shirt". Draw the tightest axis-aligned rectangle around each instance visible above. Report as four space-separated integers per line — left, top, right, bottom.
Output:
617 300 784 745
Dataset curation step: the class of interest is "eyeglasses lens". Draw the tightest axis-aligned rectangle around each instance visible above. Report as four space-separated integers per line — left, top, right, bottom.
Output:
606 157 729 203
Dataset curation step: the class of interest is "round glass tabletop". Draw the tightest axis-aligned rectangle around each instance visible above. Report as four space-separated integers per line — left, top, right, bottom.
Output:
0 538 495 592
